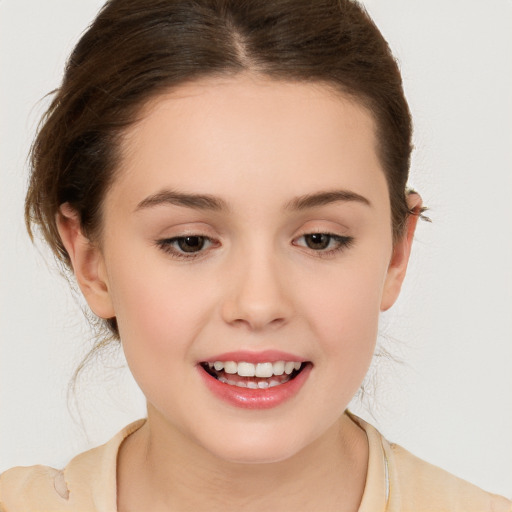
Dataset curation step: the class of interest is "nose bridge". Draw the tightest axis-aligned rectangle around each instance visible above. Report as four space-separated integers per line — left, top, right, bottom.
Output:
221 236 292 330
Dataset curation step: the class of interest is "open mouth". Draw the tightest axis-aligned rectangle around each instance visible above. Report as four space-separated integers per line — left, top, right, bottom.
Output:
200 360 310 389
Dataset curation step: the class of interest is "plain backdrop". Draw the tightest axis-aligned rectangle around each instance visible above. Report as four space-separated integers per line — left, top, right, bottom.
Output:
1 0 511 498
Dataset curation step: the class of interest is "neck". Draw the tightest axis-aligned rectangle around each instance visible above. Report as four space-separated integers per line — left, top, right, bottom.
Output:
117 409 368 512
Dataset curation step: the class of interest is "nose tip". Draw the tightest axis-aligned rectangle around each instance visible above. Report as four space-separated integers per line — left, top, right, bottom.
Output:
220 255 293 331
222 301 289 331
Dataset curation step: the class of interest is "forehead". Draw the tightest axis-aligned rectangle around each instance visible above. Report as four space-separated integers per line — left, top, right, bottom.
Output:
111 74 387 212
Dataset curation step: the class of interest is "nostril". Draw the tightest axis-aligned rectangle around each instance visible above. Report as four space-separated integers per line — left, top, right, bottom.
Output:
226 315 286 331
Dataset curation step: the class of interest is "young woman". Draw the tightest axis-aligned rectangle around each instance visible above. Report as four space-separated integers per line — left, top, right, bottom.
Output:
1 1 510 510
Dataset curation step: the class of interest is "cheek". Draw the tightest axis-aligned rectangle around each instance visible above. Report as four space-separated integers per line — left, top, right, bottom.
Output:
106 259 220 418
300 254 389 361
105 250 214 365
302 273 384 410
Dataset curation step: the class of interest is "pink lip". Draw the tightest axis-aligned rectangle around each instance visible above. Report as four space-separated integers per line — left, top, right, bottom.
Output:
201 350 307 364
197 361 312 410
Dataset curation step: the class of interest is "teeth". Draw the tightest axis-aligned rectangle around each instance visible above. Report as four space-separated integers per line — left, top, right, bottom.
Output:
272 361 285 375
284 362 295 375
224 361 237 374
209 360 303 378
255 362 273 378
217 376 292 388
238 362 256 377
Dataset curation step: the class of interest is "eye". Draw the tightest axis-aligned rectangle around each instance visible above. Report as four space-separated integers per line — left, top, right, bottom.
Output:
156 235 216 259
294 233 354 254
175 236 207 253
304 233 333 250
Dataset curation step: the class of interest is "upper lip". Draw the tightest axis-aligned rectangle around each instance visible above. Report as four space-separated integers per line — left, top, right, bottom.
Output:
200 350 307 364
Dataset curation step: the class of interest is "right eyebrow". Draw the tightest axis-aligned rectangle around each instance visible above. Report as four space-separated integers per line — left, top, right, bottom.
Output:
135 189 229 212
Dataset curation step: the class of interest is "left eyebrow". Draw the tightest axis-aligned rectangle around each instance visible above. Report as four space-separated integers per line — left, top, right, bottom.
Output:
284 189 372 211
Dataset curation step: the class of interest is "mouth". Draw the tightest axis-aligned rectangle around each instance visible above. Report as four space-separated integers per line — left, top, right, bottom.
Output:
200 360 310 389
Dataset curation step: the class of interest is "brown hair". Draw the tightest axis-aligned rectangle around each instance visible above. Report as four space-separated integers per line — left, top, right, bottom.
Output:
26 0 416 343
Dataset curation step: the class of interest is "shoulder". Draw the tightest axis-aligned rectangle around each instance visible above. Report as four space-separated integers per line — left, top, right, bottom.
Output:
386 440 512 512
348 412 511 512
0 465 71 511
0 419 145 512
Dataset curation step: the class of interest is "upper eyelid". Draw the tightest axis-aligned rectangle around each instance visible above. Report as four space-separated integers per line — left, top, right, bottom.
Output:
292 220 350 234
155 234 352 261
157 234 216 246
293 233 353 245
154 228 218 245
156 230 351 243
292 227 351 240
155 226 353 247
155 235 217 260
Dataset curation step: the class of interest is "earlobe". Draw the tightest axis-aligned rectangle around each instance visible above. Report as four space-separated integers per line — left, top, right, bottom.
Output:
380 193 422 312
56 203 115 319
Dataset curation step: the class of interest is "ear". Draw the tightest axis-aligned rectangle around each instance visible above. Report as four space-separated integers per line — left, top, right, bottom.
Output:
380 193 422 312
56 203 115 319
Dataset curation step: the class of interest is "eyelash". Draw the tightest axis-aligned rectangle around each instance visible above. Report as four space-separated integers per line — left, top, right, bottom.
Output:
155 235 216 260
155 233 354 260
293 233 354 257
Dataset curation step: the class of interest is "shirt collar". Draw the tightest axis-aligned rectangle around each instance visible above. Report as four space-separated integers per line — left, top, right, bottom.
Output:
64 414 392 511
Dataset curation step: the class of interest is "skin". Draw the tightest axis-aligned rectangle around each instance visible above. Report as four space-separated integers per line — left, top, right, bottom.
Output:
58 75 420 511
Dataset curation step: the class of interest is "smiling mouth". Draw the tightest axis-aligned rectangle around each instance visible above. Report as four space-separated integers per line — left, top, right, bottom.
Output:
200 360 310 389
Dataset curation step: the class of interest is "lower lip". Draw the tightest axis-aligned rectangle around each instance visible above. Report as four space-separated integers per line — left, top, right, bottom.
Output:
198 364 312 410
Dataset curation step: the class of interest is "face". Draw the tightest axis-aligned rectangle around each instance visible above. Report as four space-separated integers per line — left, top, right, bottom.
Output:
68 75 413 463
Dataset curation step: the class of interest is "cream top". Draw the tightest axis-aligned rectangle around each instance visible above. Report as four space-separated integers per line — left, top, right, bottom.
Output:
1 414 510 511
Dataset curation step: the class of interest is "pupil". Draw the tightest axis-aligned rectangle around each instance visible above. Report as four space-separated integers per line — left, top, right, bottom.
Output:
178 236 204 252
306 233 330 250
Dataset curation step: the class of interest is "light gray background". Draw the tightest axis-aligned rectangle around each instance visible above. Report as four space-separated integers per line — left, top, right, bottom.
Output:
1 0 511 498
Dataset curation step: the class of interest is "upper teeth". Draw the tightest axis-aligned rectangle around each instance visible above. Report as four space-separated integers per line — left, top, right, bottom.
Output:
208 361 302 378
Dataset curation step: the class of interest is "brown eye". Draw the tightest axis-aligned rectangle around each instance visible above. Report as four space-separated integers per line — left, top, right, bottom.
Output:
156 235 217 260
294 233 354 255
304 233 331 250
176 236 206 252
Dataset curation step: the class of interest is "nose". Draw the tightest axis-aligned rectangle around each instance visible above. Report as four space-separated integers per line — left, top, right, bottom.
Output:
220 248 293 331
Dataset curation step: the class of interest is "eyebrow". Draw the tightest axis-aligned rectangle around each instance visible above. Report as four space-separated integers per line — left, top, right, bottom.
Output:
284 189 371 211
135 188 371 213
135 190 229 212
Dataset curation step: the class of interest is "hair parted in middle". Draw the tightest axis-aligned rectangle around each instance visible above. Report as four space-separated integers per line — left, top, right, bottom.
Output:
26 0 414 341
